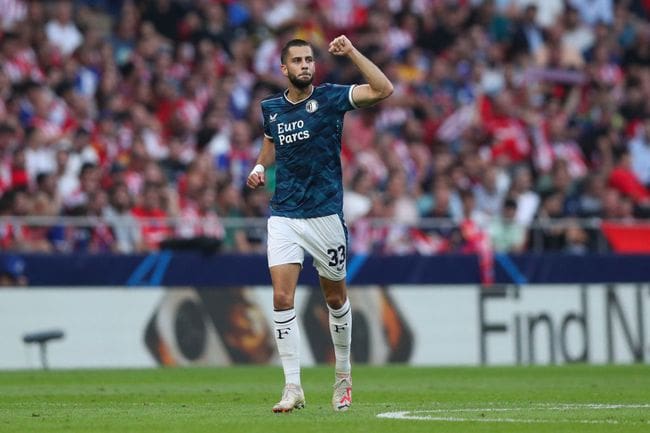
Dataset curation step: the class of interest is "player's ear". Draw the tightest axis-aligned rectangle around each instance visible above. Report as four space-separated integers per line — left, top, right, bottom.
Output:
280 63 288 77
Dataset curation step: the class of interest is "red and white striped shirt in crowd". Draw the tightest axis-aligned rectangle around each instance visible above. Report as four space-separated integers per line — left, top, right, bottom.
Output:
131 206 171 250
176 204 224 240
531 120 588 177
553 140 588 179
349 218 389 255
317 0 367 30
3 48 45 83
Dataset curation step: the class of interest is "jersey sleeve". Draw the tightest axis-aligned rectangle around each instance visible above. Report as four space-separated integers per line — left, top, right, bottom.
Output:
260 102 273 140
327 83 359 112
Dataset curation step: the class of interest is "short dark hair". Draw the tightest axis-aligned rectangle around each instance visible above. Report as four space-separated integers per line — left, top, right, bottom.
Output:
280 39 312 65
504 198 518 209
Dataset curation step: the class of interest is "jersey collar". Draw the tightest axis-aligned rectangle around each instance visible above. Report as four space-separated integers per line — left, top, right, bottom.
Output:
283 87 314 105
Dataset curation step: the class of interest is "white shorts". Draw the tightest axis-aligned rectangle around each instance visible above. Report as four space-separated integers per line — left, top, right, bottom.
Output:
267 214 347 281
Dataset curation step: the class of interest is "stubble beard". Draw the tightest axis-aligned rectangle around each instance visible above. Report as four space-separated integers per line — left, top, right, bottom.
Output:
288 72 313 90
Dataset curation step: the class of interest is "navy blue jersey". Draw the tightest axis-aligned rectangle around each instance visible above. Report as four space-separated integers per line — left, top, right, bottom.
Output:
261 83 358 218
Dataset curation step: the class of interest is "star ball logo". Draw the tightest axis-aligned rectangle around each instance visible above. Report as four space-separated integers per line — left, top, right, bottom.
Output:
306 100 318 113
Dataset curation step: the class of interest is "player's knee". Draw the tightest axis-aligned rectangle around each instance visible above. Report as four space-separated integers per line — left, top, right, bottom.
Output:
273 292 294 310
325 292 346 310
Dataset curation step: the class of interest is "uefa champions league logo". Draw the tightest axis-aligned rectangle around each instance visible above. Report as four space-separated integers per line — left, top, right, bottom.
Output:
306 100 318 113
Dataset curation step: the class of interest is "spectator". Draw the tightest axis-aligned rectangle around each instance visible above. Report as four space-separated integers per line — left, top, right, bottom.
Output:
343 168 373 224
562 6 595 55
0 0 27 31
131 182 171 250
509 165 540 226
575 174 606 217
455 184 489 228
45 1 83 56
235 186 268 254
109 1 138 66
142 0 186 41
608 149 650 208
458 188 493 283
73 189 114 253
568 0 613 26
563 220 589 254
24 127 57 183
488 197 527 253
424 178 455 220
534 23 585 69
103 182 142 254
1 31 44 84
628 117 650 187
473 166 509 219
0 123 19 194
215 181 246 252
384 169 419 225
35 171 61 211
510 4 545 56
525 0 565 29
175 186 225 243
4 188 52 252
533 189 567 250
0 254 27 286
9 148 28 192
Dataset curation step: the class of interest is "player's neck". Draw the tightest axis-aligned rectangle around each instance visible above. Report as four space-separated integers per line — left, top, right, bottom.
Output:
285 85 313 103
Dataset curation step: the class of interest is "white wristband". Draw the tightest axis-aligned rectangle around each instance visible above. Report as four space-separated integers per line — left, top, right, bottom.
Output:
250 164 265 176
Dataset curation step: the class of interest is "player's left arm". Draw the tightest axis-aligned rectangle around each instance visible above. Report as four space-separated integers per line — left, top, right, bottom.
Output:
329 35 394 108
247 136 275 189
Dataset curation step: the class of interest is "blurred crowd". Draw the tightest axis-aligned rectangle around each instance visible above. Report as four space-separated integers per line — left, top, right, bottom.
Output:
0 0 650 256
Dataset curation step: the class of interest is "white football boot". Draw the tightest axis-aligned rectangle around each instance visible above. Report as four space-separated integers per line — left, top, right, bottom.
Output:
272 383 305 413
332 375 352 411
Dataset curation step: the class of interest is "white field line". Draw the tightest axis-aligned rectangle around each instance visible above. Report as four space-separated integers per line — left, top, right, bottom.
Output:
535 403 650 410
376 403 650 424
377 413 621 424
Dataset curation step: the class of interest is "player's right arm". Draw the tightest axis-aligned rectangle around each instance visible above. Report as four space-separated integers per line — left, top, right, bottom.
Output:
328 35 393 107
247 136 275 189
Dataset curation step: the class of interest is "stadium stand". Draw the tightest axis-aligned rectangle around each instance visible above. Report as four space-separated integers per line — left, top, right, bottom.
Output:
1 0 650 256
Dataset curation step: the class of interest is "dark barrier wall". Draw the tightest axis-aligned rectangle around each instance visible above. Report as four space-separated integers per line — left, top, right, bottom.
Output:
3 252 650 286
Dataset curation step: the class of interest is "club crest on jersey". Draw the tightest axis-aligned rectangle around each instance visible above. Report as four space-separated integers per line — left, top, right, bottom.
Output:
269 113 278 122
306 100 318 113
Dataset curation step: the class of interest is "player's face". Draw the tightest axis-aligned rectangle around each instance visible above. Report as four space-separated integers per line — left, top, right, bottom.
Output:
282 46 315 89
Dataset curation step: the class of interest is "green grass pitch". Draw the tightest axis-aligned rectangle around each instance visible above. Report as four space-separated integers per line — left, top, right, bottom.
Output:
1 365 649 433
